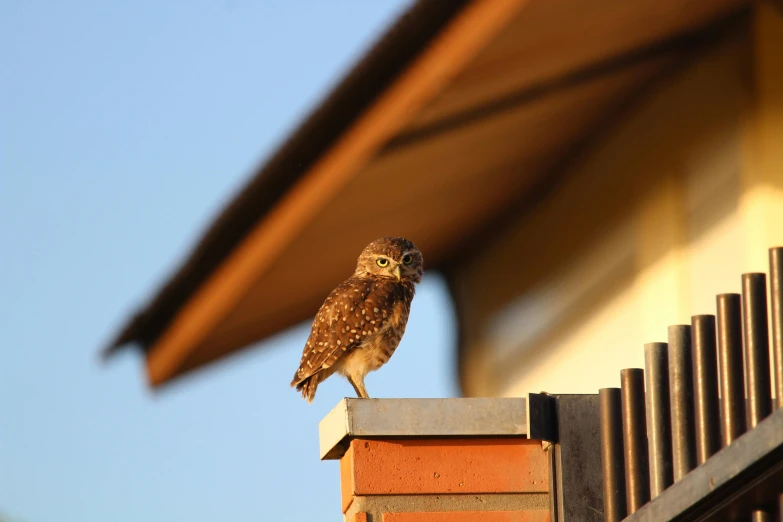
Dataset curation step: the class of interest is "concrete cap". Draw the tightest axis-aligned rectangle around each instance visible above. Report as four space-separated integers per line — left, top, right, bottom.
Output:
319 398 529 460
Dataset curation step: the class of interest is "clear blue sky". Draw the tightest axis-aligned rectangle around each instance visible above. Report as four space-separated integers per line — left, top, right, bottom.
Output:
0 2 459 521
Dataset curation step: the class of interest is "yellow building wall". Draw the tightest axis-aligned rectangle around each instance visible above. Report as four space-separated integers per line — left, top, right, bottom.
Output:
455 9 783 398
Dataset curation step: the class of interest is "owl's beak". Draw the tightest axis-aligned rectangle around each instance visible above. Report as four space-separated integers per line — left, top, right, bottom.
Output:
393 265 402 281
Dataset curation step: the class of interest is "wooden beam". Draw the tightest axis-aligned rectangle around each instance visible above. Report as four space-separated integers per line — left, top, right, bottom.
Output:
145 0 530 386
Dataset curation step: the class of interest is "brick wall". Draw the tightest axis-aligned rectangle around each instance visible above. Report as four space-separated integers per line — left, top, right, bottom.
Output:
319 399 550 521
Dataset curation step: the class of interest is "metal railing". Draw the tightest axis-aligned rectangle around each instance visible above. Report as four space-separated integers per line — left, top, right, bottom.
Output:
599 247 783 522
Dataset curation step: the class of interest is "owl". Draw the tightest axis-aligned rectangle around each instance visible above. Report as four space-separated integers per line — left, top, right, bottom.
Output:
290 237 423 403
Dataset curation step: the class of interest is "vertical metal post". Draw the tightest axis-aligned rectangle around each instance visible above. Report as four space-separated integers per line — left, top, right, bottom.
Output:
742 273 773 428
769 247 783 410
691 315 720 464
751 509 772 522
551 395 604 522
668 325 696 481
643 343 672 497
716 293 746 446
600 388 627 522
620 368 649 514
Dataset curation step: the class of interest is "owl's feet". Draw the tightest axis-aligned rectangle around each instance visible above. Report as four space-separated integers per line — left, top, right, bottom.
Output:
347 375 371 399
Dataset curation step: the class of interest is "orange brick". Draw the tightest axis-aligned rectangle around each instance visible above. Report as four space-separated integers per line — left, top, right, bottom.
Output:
353 513 369 522
341 445 355 513
345 438 547 495
383 511 550 522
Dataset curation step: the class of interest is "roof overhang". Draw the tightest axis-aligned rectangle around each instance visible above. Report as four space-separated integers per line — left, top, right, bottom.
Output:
104 0 748 388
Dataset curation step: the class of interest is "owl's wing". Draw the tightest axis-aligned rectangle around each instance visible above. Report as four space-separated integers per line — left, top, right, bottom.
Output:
291 277 392 385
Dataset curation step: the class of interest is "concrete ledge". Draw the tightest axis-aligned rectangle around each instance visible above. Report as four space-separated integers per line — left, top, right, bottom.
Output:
346 494 550 521
319 398 528 460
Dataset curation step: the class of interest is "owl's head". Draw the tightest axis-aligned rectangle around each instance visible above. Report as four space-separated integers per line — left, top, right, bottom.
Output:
355 237 423 284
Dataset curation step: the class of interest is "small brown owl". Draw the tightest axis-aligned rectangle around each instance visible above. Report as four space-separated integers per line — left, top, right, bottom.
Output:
290 237 423 403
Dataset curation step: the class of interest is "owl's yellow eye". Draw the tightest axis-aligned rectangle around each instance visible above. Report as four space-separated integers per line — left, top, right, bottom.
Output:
402 254 413 265
376 258 389 267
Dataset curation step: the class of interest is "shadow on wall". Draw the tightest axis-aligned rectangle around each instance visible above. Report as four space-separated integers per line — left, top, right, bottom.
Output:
451 22 766 396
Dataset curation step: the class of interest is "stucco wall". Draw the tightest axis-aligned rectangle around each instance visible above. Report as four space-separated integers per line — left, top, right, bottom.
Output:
453 8 783 398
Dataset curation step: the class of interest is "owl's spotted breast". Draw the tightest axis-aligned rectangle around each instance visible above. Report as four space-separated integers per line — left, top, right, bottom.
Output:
292 278 413 377
333 280 413 376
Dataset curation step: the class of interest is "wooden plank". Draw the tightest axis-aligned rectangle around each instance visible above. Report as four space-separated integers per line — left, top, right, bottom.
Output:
410 0 744 129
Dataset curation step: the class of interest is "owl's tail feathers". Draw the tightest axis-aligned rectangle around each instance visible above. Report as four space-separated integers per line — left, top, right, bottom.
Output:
292 372 323 404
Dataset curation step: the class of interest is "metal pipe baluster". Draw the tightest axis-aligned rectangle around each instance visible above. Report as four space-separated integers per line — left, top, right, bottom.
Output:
600 388 627 522
751 509 772 522
621 368 649 513
644 343 672 497
770 247 783 410
691 315 720 464
668 325 696 481
716 293 746 446
742 273 773 428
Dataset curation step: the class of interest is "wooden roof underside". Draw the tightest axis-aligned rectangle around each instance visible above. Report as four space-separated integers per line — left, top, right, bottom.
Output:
104 0 747 387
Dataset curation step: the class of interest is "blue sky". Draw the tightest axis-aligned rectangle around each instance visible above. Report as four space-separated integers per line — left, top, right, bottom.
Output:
0 2 459 521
